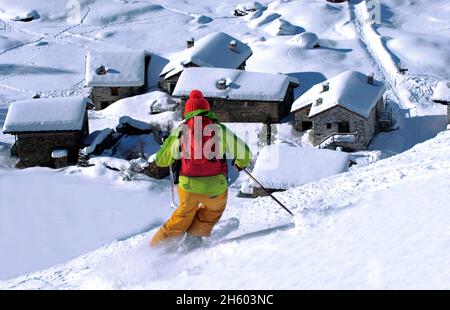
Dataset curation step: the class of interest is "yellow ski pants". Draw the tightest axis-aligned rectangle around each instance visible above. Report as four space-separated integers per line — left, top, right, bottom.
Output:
150 187 228 247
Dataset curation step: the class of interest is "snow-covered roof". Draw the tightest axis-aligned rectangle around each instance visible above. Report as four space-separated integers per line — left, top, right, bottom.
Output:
85 50 146 87
3 97 88 133
160 32 253 78
251 144 350 190
172 67 299 102
432 80 450 104
291 70 385 118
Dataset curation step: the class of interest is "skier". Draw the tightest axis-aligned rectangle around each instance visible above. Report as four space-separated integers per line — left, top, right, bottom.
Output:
150 89 252 249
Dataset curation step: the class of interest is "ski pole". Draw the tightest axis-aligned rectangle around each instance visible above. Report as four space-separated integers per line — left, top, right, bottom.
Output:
169 165 178 209
242 168 294 217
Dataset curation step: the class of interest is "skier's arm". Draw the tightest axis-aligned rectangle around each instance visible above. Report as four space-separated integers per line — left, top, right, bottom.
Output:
220 124 252 169
154 127 181 168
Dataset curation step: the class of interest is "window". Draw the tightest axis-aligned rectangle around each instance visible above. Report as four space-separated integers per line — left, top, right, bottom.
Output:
169 83 176 94
111 87 119 96
338 121 350 133
326 123 332 129
301 121 313 131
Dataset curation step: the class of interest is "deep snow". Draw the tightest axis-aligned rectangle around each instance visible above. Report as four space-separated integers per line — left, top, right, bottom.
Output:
1 129 449 289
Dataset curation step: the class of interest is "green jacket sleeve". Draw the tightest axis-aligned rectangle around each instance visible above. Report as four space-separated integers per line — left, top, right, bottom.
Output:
220 124 252 169
154 127 181 168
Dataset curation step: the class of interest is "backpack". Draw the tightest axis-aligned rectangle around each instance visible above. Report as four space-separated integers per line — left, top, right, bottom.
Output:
178 115 228 178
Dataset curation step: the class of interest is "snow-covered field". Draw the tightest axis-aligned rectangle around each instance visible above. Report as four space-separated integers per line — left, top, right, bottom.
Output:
0 0 449 288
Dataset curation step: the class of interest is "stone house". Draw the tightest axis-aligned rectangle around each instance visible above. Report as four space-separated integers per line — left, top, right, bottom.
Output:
159 32 253 94
291 71 387 151
85 50 150 110
172 67 299 123
432 80 450 127
2 97 90 168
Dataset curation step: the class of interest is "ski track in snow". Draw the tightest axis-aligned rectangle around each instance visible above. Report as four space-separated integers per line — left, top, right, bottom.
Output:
350 2 438 116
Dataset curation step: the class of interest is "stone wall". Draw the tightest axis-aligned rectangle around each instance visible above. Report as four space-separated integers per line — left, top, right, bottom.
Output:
160 72 182 94
181 98 281 122
310 106 373 150
91 86 144 110
15 131 85 168
293 105 312 131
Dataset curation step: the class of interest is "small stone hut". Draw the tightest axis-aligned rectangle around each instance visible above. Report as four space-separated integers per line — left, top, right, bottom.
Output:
160 32 253 94
85 50 150 110
172 67 299 123
3 97 90 168
291 71 386 151
432 80 450 127
251 144 350 197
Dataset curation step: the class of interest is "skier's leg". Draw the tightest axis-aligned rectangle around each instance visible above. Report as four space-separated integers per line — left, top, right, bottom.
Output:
150 187 200 247
187 190 228 237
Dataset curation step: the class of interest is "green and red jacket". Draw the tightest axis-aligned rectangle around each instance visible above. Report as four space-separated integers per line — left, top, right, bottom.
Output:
155 110 252 196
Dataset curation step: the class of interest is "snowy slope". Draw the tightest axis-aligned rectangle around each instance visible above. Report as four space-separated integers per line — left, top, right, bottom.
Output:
1 130 449 289
0 166 171 280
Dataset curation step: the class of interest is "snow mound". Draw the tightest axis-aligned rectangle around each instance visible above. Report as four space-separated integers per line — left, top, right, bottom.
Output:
433 81 450 103
290 32 319 49
251 144 350 190
94 31 117 40
248 12 281 28
192 15 213 24
265 18 305 36
101 91 176 122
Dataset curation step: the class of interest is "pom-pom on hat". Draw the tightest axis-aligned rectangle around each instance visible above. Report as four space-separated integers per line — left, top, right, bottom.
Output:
184 89 210 115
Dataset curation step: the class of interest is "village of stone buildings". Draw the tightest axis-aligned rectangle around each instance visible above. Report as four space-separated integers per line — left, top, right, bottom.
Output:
2 27 450 197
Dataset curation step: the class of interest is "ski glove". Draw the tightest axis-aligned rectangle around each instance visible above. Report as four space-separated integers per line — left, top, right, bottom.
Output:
232 159 244 171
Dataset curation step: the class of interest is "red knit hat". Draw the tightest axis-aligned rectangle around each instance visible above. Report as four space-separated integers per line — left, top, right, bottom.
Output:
184 89 210 115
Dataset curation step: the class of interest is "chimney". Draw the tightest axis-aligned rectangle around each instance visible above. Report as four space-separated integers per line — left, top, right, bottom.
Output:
216 78 227 90
322 82 329 92
186 37 195 48
96 65 107 75
229 40 237 52
367 73 374 85
316 97 323 105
